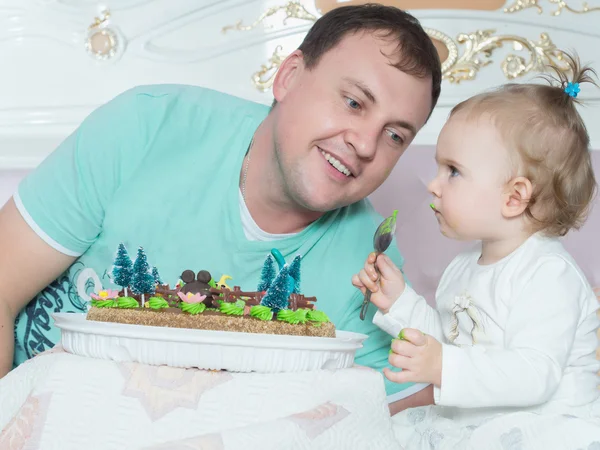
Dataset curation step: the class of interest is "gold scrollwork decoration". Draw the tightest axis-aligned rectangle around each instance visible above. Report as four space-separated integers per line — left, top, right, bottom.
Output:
248 29 461 91
250 29 569 89
423 28 459 74
252 45 287 92
221 2 571 89
504 0 600 15
88 9 111 30
85 8 125 62
443 30 570 83
222 1 316 33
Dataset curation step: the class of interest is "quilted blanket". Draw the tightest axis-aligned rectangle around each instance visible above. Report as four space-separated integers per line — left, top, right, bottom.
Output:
0 345 401 450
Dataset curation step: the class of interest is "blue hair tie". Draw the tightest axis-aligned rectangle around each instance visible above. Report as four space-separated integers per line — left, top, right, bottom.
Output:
564 82 580 98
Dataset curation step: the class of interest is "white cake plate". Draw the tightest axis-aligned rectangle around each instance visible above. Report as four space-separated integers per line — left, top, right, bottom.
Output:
52 313 369 373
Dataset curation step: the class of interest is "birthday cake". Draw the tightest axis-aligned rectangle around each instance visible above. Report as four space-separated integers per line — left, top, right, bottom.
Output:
86 244 335 338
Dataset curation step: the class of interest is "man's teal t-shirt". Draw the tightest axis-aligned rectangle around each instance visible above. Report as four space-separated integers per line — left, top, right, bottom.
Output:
14 85 414 399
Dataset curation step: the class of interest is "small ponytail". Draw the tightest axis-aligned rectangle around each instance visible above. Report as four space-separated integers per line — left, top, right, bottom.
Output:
541 51 598 107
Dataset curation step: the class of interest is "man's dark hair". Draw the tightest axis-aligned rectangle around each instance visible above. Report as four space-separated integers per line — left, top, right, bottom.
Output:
276 4 442 120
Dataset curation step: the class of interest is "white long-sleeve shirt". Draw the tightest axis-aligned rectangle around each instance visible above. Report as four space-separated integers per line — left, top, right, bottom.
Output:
374 233 600 414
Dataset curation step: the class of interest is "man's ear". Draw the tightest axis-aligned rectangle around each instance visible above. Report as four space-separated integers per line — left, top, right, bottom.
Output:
502 176 533 218
272 49 304 103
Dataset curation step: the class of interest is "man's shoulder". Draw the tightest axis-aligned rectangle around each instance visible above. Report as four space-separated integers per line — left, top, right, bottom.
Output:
110 84 270 117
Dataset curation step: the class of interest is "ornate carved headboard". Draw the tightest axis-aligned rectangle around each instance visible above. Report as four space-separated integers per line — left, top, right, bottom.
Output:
0 0 599 171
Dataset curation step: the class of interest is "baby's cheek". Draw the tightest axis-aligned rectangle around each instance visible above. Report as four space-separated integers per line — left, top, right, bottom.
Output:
437 216 458 238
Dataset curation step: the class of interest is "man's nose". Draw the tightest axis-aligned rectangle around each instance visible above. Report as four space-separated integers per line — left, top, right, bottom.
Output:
345 124 378 160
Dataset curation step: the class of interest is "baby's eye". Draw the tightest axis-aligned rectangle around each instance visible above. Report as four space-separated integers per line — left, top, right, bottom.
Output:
449 165 460 177
345 97 361 110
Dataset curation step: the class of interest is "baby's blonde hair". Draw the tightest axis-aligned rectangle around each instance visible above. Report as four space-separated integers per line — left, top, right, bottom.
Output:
450 53 597 237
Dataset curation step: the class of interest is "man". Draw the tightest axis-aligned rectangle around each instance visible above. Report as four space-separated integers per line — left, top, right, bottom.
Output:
0 4 441 414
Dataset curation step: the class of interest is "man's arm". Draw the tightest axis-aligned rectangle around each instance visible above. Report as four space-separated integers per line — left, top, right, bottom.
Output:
388 384 434 415
0 88 167 378
0 198 75 377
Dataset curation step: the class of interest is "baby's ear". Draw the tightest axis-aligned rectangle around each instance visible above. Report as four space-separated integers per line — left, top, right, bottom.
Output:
502 176 533 218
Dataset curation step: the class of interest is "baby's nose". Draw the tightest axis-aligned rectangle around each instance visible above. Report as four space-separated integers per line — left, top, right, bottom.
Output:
427 178 440 196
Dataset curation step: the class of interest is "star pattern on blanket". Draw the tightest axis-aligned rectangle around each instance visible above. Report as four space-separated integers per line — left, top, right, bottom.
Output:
0 392 53 449
117 363 233 421
288 401 350 440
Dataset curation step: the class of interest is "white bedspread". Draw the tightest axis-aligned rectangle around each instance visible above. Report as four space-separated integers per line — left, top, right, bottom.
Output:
390 400 600 450
5 346 598 449
0 345 401 450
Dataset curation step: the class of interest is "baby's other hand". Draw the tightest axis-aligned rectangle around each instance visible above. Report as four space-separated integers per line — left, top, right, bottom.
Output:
351 252 406 314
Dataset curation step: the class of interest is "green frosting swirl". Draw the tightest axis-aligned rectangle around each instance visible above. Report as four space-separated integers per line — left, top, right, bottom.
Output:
250 305 273 321
276 309 294 323
117 297 139 309
148 297 169 310
306 309 330 323
277 309 309 325
294 308 309 324
91 299 117 308
180 302 206 315
220 302 244 316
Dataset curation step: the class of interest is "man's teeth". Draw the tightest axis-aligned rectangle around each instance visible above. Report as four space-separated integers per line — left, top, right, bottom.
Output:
320 150 351 177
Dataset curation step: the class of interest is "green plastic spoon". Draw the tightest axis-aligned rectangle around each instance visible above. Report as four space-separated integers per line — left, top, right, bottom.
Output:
360 210 398 321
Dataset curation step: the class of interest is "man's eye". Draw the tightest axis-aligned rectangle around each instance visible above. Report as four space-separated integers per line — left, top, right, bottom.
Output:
345 97 361 110
387 130 404 145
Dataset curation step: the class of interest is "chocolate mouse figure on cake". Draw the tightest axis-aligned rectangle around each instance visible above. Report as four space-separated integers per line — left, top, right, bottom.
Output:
180 270 215 307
